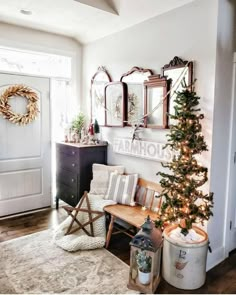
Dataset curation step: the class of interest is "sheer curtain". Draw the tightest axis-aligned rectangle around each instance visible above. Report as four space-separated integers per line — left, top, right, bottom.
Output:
50 79 72 142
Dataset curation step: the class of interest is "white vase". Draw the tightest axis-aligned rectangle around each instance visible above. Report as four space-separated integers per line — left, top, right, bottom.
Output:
162 224 208 290
138 270 151 285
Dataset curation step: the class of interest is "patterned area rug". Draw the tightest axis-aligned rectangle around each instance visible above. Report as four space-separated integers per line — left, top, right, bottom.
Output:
0 230 135 294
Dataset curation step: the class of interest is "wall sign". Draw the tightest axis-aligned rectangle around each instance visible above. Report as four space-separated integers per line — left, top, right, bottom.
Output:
113 137 175 162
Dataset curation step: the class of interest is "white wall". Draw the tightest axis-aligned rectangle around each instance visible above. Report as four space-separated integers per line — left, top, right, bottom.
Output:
83 0 219 268
208 0 235 269
0 22 82 113
83 0 218 178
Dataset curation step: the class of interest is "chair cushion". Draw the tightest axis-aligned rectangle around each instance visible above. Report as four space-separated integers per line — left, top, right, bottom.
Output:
90 164 125 195
104 172 138 205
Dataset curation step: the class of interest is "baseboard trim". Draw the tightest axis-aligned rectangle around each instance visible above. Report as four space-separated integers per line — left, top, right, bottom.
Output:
0 206 51 220
206 246 225 271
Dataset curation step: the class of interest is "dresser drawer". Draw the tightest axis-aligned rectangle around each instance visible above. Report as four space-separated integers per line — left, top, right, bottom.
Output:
57 153 79 172
56 169 78 190
56 183 78 207
55 142 107 209
56 143 79 157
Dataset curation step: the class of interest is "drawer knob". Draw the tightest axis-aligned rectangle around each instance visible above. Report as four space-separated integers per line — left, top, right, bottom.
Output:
72 163 75 167
71 195 75 199
71 178 75 183
72 151 75 155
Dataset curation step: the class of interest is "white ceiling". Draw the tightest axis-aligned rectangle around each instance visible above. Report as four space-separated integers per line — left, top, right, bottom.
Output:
0 0 194 44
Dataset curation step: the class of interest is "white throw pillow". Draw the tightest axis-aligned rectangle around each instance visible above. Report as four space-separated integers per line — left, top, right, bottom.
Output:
105 172 138 206
90 164 125 195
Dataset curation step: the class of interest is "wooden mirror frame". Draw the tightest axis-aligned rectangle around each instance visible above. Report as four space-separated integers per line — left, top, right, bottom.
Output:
90 66 112 126
162 57 193 126
144 75 171 129
120 66 153 126
104 82 127 127
162 56 193 85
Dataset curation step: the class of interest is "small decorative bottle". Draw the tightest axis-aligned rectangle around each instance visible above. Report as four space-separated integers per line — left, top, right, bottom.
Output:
81 127 86 141
88 123 94 136
88 123 94 144
68 128 72 142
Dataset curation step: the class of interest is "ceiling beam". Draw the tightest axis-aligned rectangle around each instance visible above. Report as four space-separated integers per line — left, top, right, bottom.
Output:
73 0 119 15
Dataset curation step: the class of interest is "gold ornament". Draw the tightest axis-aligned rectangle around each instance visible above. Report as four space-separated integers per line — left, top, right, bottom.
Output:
0 84 39 125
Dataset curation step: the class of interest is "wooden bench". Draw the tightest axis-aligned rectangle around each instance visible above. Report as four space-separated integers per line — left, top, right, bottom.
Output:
104 178 163 248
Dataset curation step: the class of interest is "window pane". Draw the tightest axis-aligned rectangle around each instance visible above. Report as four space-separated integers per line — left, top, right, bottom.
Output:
0 46 71 78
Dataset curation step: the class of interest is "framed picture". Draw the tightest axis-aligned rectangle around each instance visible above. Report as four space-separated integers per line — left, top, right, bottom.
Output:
125 83 144 124
90 66 112 126
144 76 170 129
105 82 127 127
120 66 153 126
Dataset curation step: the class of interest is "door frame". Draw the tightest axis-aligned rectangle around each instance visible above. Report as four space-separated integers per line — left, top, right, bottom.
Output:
0 70 53 213
224 52 236 256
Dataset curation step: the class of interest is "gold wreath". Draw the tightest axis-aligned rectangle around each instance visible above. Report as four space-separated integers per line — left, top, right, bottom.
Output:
0 84 39 125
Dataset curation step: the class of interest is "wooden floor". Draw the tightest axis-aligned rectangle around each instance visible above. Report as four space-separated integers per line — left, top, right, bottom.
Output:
0 207 236 294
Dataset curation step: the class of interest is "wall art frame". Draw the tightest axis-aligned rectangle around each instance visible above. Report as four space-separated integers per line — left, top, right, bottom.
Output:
105 82 127 127
90 66 112 126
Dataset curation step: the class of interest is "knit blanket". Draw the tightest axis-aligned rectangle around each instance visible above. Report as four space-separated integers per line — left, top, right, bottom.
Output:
53 194 116 252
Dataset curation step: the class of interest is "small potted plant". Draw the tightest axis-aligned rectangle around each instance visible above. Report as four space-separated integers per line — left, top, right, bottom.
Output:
136 250 152 285
71 112 85 142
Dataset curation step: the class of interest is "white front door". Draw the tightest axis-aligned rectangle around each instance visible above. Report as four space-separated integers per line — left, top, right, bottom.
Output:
0 73 51 216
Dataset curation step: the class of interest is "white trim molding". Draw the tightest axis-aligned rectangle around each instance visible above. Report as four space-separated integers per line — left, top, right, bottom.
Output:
206 246 225 271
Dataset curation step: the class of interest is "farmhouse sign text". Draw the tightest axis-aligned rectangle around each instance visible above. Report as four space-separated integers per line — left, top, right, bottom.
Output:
113 138 174 162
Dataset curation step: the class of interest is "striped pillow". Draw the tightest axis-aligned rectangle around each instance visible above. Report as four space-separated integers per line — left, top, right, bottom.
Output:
105 173 138 205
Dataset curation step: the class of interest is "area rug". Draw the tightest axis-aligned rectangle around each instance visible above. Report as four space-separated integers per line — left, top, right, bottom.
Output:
0 230 136 294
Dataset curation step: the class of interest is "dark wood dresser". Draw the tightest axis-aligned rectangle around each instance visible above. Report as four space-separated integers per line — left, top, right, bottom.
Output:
56 142 107 208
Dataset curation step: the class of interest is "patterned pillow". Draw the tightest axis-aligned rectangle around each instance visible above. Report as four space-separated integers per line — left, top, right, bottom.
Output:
90 164 125 195
105 173 138 205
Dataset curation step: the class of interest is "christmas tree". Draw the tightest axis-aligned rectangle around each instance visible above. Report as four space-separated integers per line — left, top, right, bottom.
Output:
155 83 214 235
94 119 100 134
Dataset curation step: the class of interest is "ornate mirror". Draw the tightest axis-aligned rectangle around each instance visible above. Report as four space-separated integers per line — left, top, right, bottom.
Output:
91 66 112 126
120 66 153 126
144 75 170 129
162 56 193 125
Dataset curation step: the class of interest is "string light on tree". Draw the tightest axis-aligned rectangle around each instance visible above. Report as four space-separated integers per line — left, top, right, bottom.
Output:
155 81 214 235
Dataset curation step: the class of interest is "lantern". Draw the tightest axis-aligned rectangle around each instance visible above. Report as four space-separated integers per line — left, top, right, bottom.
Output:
128 216 162 294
